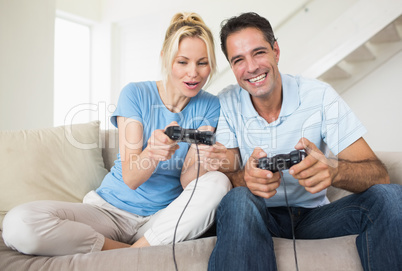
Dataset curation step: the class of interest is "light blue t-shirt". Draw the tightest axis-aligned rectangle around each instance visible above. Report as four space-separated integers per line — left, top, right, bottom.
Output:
216 74 367 208
96 81 220 216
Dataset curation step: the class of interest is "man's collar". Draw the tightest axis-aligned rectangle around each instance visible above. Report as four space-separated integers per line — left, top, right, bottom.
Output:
280 73 300 118
240 73 300 121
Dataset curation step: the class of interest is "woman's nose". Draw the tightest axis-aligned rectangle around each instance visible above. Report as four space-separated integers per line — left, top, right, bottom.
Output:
187 64 198 78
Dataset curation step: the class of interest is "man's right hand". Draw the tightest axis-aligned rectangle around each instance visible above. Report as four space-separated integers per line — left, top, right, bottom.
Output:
244 147 281 199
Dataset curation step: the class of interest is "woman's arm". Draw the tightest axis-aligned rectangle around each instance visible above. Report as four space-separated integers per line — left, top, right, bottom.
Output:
180 126 228 188
117 116 179 189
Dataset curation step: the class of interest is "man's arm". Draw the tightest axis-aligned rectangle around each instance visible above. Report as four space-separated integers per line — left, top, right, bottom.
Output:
290 137 390 194
330 137 389 192
219 148 245 187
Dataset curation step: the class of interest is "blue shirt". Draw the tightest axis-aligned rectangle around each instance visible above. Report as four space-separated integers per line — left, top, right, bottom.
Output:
216 74 366 208
97 81 220 216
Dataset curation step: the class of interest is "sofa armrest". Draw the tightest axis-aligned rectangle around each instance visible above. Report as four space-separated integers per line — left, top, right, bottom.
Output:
327 151 402 202
101 129 119 171
375 151 402 185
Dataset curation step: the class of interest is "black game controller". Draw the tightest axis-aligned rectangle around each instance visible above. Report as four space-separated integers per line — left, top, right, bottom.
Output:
164 126 216 146
257 150 307 172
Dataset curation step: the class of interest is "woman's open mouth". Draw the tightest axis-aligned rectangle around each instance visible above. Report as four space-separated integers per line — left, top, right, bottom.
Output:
184 81 200 89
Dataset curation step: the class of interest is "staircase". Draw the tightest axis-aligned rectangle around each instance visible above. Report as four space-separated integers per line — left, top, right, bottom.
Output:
318 15 402 94
290 0 402 95
209 0 402 96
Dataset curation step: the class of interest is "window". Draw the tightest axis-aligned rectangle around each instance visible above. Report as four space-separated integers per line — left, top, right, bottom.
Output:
54 17 91 127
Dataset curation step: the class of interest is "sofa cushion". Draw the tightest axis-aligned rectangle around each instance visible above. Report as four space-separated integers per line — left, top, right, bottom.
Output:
0 121 108 229
0 231 363 271
376 151 402 185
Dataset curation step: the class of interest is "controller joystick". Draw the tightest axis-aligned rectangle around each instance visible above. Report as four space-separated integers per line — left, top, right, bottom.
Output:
257 150 307 172
164 126 216 146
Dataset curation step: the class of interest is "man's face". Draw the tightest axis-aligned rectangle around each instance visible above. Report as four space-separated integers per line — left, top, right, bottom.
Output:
226 27 280 98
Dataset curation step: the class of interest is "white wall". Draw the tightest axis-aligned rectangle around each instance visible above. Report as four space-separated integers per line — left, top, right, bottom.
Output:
103 0 312 101
1 0 401 153
341 51 402 152
0 0 55 130
56 0 100 22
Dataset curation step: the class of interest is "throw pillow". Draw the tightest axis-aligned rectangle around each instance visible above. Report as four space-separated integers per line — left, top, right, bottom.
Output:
0 121 109 229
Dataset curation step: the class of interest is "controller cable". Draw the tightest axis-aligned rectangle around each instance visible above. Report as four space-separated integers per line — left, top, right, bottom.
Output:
280 170 299 271
172 144 200 271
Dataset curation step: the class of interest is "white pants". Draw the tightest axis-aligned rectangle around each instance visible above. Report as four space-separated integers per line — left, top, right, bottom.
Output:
2 171 231 256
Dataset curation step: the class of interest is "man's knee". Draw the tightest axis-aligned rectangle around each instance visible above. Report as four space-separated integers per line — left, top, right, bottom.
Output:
218 187 265 218
363 184 402 221
220 187 247 209
365 184 402 205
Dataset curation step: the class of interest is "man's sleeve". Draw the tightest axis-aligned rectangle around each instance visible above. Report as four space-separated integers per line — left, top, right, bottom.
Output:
215 98 239 149
322 86 367 155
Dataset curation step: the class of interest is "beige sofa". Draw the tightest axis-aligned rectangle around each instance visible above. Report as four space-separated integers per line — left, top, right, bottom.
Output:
0 121 401 271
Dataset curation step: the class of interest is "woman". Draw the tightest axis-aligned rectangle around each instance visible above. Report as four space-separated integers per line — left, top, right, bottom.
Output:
2 12 231 256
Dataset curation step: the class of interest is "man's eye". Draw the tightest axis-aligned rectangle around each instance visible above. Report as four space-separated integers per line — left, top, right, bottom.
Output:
233 59 242 65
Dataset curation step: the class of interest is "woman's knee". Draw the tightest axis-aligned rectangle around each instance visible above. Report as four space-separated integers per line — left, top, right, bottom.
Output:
2 202 54 255
197 171 232 199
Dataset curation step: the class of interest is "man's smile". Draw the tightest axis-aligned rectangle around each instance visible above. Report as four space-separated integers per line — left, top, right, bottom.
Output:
247 73 267 83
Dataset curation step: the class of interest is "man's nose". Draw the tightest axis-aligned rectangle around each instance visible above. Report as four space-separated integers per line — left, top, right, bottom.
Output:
246 58 258 74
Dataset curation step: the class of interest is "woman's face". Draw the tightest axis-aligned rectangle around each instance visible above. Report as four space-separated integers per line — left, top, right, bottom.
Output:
168 37 211 98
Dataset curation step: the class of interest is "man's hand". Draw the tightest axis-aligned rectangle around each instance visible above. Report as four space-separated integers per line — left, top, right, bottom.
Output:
244 147 281 199
289 137 337 194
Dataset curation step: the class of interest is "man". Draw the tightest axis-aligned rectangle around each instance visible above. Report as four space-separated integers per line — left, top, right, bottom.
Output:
208 12 402 271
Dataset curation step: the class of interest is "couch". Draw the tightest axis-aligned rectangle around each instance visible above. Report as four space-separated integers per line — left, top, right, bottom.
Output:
0 121 401 271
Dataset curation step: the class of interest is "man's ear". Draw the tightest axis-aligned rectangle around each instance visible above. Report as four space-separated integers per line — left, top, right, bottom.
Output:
273 41 280 64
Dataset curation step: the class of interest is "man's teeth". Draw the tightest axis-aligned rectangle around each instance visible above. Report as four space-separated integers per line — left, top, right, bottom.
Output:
248 74 266 83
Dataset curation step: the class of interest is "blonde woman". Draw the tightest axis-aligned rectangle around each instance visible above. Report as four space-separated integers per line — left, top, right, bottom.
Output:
3 12 231 256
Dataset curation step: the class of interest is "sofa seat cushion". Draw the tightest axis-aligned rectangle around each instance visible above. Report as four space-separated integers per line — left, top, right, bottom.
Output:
0 121 108 229
0 232 362 271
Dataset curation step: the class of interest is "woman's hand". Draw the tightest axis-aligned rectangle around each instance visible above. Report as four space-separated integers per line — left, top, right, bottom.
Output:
146 121 180 162
197 142 228 171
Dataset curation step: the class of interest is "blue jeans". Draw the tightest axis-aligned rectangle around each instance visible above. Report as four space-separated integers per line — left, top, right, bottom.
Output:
208 184 402 271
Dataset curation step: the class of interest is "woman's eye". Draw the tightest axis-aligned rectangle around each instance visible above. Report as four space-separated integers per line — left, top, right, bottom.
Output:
199 62 208 66
178 61 187 65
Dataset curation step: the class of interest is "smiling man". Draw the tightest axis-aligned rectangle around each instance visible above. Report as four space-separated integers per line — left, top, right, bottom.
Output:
208 12 402 271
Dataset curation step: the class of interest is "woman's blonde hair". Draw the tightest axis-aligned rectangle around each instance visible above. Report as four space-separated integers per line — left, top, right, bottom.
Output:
161 12 216 88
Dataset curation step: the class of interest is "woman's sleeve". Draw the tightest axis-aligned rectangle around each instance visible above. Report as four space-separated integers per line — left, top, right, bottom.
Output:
110 83 143 128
